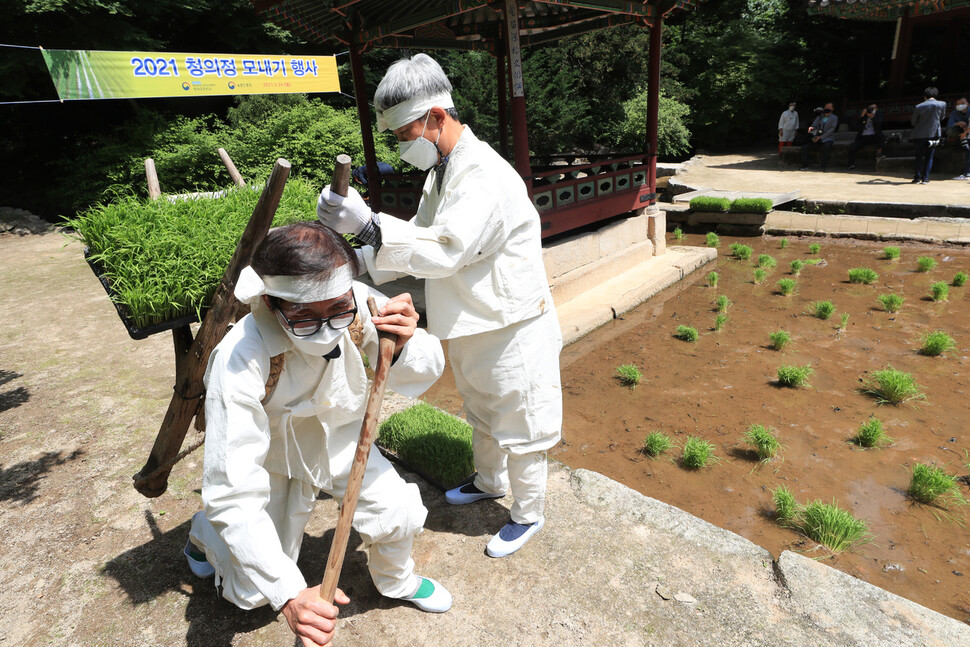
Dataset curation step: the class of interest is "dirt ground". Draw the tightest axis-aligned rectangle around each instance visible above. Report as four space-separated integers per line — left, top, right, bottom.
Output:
424 233 970 622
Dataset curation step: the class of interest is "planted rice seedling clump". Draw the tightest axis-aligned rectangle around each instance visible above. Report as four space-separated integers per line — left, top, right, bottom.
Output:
839 313 850 330
681 436 717 469
378 403 473 489
757 254 777 270
877 293 904 312
799 500 871 552
706 231 721 248
777 364 814 388
714 313 728 332
771 486 798 525
808 243 821 254
768 330 791 350
706 271 719 288
862 365 925 405
954 271 968 287
804 258 824 266
919 330 956 357
811 300 836 320
715 294 731 312
672 227 684 241
790 259 803 275
642 431 673 457
777 278 797 296
908 463 968 507
676 325 699 342
931 281 949 302
744 424 781 461
853 417 891 448
779 238 789 249
883 246 901 260
729 243 753 260
615 363 642 387
916 256 936 272
847 267 879 284
753 268 767 284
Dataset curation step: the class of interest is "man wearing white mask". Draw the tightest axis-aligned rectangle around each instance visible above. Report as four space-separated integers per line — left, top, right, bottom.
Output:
317 53 562 559
778 101 799 156
184 222 452 647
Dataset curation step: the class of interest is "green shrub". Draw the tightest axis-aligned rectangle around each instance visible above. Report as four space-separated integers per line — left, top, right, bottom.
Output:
715 294 731 312
777 364 814 388
808 243 821 254
616 363 642 387
707 271 719 288
757 254 777 269
690 196 731 212
847 267 879 284
777 278 797 296
883 246 900 260
714 313 728 332
916 256 936 272
919 331 956 357
810 300 836 320
853 417 891 448
642 431 673 457
730 197 773 214
729 243 753 260
908 463 968 507
790 259 803 276
768 330 791 350
672 227 684 241
378 403 474 489
861 366 925 405
706 231 721 248
676 325 699 342
753 268 767 284
953 271 968 287
877 294 904 312
744 424 781 461
681 436 717 469
931 281 949 302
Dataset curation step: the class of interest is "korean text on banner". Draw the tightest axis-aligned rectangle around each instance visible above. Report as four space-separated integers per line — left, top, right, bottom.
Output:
41 50 339 101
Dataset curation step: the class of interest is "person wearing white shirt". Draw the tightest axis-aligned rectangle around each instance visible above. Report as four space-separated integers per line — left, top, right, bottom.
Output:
778 101 799 155
317 54 562 559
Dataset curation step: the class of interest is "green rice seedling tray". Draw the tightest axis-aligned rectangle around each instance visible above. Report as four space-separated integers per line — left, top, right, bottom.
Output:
376 445 475 493
84 247 200 340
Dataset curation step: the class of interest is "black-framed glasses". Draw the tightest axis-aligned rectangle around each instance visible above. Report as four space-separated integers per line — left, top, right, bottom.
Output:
272 293 358 337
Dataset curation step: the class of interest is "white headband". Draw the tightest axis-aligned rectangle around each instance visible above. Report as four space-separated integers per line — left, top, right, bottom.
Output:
376 92 455 132
234 265 354 306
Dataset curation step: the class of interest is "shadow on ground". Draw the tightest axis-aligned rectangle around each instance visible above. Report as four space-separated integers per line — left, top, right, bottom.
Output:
0 449 84 503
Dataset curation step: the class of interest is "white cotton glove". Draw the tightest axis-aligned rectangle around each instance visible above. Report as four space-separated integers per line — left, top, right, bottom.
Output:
317 184 372 235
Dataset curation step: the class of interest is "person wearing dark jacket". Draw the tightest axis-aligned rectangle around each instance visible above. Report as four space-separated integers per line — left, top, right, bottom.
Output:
910 86 947 184
846 104 883 170
799 103 838 171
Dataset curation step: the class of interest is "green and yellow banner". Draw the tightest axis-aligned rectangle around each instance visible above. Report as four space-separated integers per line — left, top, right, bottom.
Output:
41 49 339 101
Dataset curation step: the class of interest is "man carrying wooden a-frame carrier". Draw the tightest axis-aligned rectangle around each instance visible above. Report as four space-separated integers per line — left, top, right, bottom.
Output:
184 222 452 647
318 53 563 559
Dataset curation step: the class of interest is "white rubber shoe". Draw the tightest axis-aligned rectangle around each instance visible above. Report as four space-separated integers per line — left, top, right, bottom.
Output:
485 518 545 558
444 482 506 505
400 576 452 613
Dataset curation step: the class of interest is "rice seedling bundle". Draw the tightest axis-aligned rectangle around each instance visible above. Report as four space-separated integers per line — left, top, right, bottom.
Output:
810 300 836 320
803 258 824 266
847 267 879 284
715 294 731 312
714 313 728 332
672 227 684 240
877 293 904 312
777 278 797 296
808 243 821 254
707 271 719 288
642 431 672 457
744 424 781 460
930 281 949 302
66 179 319 329
729 197 773 214
706 231 721 248
883 246 900 260
768 330 791 350
799 500 871 552
861 365 925 405
757 254 777 269
771 486 798 525
681 436 717 469
839 313 850 330
790 259 803 275
779 238 789 249
777 364 814 388
753 268 767 284
616 363 642 387
853 417 890 448
916 256 936 272
690 196 731 212
729 243 753 260
907 463 968 508
378 402 474 489
954 271 968 287
919 331 956 357
676 325 699 342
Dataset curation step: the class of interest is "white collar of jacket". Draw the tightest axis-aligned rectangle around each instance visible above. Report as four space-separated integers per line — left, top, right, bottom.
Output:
432 125 475 193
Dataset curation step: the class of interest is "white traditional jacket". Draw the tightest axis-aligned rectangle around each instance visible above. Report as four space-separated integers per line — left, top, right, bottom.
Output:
362 126 553 340
200 281 443 607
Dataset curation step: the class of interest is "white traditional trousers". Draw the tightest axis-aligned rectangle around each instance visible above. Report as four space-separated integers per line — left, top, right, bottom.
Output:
447 309 563 524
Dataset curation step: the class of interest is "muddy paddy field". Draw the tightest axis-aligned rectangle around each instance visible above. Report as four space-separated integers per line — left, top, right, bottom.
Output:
424 233 970 622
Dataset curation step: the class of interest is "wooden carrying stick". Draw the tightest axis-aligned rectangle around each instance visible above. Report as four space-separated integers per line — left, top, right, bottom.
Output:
319 154 390 603
320 297 397 603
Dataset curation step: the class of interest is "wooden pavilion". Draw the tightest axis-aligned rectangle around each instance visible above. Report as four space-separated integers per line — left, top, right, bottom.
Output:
255 0 696 238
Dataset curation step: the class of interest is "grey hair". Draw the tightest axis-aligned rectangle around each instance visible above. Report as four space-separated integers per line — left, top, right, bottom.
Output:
374 53 453 113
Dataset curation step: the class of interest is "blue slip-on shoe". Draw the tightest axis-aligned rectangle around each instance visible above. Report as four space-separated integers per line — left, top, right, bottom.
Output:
183 539 215 578
485 518 545 558
400 576 452 613
444 482 506 505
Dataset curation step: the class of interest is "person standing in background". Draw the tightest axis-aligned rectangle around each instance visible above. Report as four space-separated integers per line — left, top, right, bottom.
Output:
778 102 799 156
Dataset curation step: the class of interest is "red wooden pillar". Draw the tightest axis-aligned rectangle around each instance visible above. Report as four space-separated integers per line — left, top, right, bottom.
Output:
349 32 382 209
503 0 532 178
888 11 912 97
645 15 663 206
497 45 509 159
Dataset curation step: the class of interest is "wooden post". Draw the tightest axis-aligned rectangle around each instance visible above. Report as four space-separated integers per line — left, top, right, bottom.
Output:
145 158 161 201
503 0 532 178
497 45 509 160
888 11 912 97
133 159 291 498
349 25 382 209
218 148 246 187
645 15 663 207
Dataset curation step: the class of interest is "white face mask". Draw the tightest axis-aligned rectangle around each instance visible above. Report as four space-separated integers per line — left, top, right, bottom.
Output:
282 321 344 356
958 104 968 112
399 112 442 171
789 106 796 111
